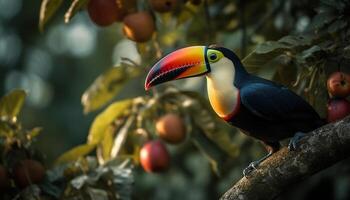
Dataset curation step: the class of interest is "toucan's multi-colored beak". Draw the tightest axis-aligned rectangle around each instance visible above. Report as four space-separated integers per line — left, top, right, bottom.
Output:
145 46 210 90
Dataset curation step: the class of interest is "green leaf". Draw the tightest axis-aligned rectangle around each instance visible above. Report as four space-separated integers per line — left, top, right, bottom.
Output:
64 0 89 23
69 162 133 199
39 181 62 199
242 34 315 72
278 35 312 48
255 41 291 54
243 51 281 72
55 144 96 164
257 63 278 80
242 41 292 72
320 0 345 10
87 188 109 200
297 45 323 64
0 89 26 119
309 12 336 29
88 99 132 145
327 19 347 34
39 0 63 32
343 45 350 59
82 64 140 114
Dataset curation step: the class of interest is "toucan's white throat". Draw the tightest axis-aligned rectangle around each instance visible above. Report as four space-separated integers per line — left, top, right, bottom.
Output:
206 57 239 118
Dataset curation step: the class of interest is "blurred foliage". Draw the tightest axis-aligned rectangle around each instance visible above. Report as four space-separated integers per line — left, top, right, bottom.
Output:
0 0 349 199
0 90 40 147
0 90 133 200
0 89 26 119
64 0 89 24
82 63 141 114
39 0 63 32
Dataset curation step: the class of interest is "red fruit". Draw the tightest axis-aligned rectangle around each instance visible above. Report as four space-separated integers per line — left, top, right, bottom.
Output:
123 12 155 42
327 99 350 123
149 0 178 13
156 113 186 144
140 140 170 173
0 165 10 190
13 159 46 188
327 72 350 98
87 0 119 26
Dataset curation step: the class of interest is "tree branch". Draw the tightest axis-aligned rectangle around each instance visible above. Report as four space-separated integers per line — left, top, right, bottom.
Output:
220 116 350 200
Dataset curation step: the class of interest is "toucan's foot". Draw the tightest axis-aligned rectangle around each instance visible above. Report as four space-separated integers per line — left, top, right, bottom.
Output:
243 161 259 176
288 132 306 151
243 151 273 177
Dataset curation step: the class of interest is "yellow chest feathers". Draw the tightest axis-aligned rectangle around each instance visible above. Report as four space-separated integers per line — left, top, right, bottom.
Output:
205 58 239 118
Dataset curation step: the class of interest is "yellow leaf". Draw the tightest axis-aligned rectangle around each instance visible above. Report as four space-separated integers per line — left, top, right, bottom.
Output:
0 121 14 137
100 125 116 162
81 65 140 114
87 99 132 145
64 0 89 23
0 89 26 119
26 127 42 140
55 144 96 164
39 0 63 32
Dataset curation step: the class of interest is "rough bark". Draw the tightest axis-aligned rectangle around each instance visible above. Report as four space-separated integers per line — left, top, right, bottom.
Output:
220 116 350 200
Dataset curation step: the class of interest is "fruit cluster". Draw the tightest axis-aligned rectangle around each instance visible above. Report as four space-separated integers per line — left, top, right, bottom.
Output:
87 0 201 43
0 157 45 191
326 71 350 122
139 113 186 173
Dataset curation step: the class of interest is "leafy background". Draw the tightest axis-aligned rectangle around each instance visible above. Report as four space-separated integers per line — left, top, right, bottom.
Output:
0 0 350 199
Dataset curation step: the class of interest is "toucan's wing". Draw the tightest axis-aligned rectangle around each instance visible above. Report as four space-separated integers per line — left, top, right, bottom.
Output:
240 82 319 121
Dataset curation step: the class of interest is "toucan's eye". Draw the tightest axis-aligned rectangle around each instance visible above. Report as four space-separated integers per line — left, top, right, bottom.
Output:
206 49 223 63
209 53 217 61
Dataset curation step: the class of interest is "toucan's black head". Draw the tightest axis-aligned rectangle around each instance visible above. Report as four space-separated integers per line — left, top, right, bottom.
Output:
208 44 248 78
145 45 248 90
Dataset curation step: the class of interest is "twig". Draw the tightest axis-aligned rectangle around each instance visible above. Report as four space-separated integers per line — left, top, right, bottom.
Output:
292 72 302 87
153 38 163 60
120 57 141 67
304 66 318 93
110 115 135 158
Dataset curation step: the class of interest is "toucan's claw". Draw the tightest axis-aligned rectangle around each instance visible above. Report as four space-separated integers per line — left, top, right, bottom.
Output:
243 161 259 177
288 132 306 151
243 151 274 177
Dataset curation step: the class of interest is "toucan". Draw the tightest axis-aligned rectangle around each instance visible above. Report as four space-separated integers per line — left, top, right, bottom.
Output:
144 45 324 176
